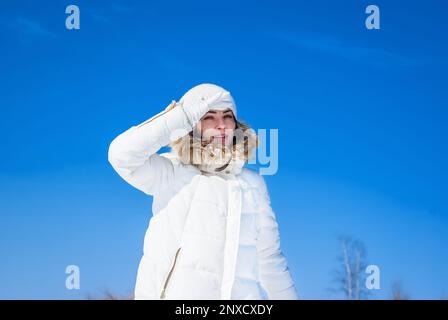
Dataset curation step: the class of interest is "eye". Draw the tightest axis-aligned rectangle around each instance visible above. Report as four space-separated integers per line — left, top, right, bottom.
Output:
203 116 213 120
224 115 233 119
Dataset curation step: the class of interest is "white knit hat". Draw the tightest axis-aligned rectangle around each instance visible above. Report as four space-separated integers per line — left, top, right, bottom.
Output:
179 83 237 119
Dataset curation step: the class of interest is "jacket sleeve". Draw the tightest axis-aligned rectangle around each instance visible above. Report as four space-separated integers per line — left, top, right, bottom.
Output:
108 101 193 196
256 175 300 300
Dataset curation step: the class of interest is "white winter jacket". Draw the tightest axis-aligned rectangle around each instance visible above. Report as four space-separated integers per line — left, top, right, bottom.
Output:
108 101 299 300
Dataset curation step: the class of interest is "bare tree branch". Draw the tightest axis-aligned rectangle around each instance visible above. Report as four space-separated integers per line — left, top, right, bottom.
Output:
332 234 370 300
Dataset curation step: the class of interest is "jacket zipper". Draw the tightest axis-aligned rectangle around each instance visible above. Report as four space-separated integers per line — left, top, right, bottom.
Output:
160 246 182 299
136 100 178 129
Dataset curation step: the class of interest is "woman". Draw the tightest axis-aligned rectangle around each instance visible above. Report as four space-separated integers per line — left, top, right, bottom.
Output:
108 83 299 300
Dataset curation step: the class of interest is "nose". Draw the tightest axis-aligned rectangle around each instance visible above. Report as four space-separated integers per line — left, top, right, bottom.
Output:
216 118 226 130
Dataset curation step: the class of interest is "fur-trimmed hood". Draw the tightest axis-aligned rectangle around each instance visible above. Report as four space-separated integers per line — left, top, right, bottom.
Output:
169 123 258 178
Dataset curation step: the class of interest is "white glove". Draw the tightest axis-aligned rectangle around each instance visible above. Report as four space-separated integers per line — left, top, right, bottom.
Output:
181 90 231 128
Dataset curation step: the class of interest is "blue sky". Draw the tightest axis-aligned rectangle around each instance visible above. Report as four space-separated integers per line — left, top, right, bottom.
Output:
0 0 447 299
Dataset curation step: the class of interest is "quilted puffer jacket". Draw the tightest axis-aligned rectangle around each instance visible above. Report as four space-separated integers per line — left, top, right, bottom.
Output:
108 96 299 300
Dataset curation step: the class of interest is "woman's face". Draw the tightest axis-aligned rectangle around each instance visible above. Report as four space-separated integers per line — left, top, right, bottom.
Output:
197 109 235 147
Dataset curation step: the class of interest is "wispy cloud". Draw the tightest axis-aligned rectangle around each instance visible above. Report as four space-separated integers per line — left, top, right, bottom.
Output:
267 30 422 68
88 2 134 25
89 12 110 24
110 3 135 14
14 16 57 38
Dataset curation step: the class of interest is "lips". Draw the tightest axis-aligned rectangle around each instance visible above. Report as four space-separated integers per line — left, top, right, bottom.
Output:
211 134 228 144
